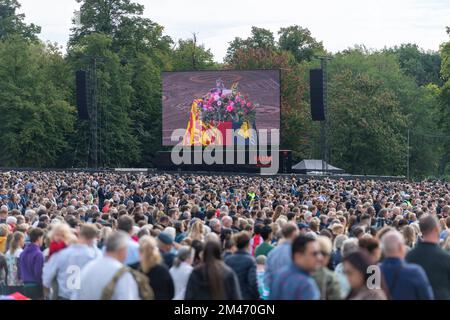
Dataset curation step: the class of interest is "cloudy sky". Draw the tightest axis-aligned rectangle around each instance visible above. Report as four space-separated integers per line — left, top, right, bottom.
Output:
19 0 449 61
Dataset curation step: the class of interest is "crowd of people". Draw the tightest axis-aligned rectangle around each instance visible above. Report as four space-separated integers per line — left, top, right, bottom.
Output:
0 170 449 300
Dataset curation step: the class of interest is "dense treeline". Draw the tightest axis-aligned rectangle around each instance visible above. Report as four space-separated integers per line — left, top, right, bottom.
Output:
0 0 449 178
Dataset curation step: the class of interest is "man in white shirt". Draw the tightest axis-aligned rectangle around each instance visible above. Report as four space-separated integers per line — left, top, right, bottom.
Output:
75 231 139 300
43 224 102 299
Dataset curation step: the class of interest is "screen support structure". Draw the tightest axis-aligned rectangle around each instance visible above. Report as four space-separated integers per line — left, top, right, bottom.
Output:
83 55 104 169
317 56 332 175
88 57 99 169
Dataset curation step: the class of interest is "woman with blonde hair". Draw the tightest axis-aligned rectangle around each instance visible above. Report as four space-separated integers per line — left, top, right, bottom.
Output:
46 222 74 260
187 220 204 242
139 236 174 300
402 225 417 249
5 231 25 288
98 226 112 249
0 224 10 254
272 205 285 223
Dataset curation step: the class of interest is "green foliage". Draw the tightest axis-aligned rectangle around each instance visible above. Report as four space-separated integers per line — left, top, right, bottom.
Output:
69 33 141 167
437 28 450 175
0 0 41 41
0 36 75 166
278 25 325 62
225 27 276 64
171 38 217 71
384 43 442 86
70 0 144 44
328 62 408 175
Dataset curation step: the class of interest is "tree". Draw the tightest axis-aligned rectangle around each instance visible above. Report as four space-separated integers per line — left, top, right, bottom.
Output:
327 49 443 177
278 25 325 62
171 37 216 71
385 43 442 86
0 0 41 41
129 53 163 164
437 27 450 176
70 0 144 44
113 15 173 68
69 0 179 166
328 68 408 175
0 36 74 167
225 27 276 63
68 33 140 167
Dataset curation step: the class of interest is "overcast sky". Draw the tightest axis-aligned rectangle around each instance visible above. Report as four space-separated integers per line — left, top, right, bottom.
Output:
19 0 449 61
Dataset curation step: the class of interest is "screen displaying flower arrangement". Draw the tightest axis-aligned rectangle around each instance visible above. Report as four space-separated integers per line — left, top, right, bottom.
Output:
162 70 280 146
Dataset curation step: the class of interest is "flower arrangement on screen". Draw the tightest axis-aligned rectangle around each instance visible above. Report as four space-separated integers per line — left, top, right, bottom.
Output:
197 79 258 125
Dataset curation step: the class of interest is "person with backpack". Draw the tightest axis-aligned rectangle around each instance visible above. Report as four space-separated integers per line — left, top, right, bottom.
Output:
75 231 152 300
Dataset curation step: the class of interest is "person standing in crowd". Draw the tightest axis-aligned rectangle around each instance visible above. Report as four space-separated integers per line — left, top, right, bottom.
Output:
139 236 174 300
0 224 9 254
329 234 347 270
169 246 194 300
255 255 269 300
406 215 450 300
265 222 299 290
76 231 140 300
5 231 25 293
255 225 274 258
117 215 140 267
0 251 7 295
380 230 433 300
185 240 242 300
42 224 102 300
358 236 382 263
343 250 388 300
46 223 73 260
158 232 176 268
19 227 45 299
0 206 8 225
335 238 359 299
313 236 341 300
269 235 321 300
225 231 259 300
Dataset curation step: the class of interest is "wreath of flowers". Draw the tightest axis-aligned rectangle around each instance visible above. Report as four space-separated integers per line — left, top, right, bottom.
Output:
197 79 258 124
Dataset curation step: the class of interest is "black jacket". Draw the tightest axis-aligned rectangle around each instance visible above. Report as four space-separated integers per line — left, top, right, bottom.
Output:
224 250 259 299
185 263 242 300
406 242 450 300
144 264 175 300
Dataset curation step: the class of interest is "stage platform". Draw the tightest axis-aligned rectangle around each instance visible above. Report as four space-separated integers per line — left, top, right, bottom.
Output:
153 149 293 174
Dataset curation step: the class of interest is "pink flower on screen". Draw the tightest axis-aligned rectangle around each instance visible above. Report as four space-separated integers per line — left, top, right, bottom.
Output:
226 104 234 112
